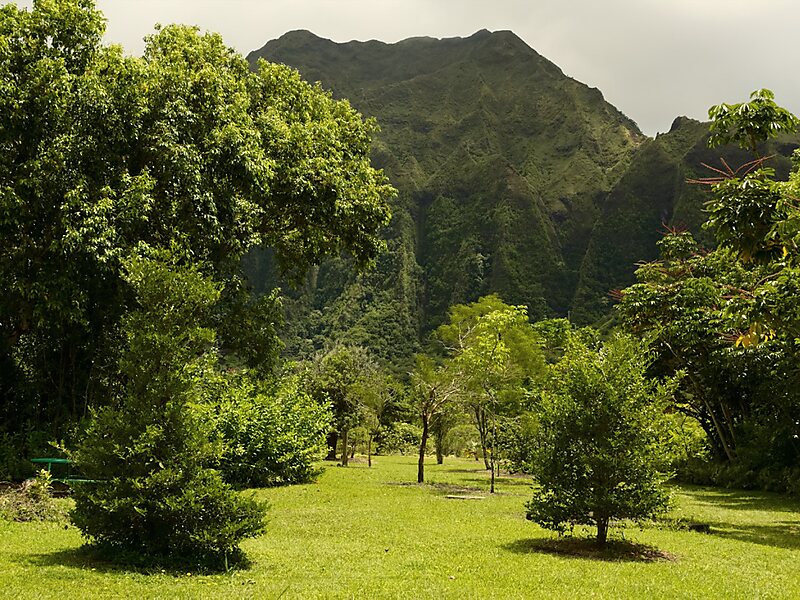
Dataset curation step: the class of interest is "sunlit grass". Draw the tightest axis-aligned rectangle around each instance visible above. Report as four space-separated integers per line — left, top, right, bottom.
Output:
2 455 800 598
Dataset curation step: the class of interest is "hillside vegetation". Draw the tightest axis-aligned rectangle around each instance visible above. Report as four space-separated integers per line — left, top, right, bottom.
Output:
247 30 798 365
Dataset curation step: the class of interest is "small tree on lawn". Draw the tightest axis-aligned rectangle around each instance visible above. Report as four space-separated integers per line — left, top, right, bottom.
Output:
304 345 377 466
353 371 391 467
70 249 266 566
526 335 671 545
411 355 461 484
437 295 546 492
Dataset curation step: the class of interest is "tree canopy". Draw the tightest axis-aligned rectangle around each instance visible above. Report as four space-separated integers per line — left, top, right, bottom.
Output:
618 89 800 489
526 335 671 545
0 0 394 439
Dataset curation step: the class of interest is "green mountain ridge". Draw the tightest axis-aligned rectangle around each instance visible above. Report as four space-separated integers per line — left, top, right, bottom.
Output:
573 115 798 323
245 30 798 368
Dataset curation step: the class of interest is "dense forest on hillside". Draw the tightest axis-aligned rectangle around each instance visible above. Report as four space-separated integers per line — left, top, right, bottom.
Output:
246 30 799 368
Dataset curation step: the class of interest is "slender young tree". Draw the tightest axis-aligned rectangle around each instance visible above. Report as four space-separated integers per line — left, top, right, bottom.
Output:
411 355 461 484
436 295 546 492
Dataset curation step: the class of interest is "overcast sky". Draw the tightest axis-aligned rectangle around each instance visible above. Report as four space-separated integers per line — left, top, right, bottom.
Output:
14 0 800 136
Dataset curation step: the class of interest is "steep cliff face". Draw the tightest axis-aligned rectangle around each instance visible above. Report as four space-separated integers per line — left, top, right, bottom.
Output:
245 30 796 365
572 116 799 324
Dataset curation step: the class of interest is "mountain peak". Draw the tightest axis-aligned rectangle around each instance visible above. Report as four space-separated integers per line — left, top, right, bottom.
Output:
276 29 325 43
669 115 702 132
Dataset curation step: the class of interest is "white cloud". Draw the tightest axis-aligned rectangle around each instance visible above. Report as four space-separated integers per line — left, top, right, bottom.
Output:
8 0 800 135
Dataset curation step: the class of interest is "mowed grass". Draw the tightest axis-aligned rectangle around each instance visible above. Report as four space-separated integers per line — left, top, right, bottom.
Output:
2 455 800 599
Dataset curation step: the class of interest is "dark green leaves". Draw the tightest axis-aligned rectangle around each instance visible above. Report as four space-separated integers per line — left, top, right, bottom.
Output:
708 89 799 153
527 336 671 543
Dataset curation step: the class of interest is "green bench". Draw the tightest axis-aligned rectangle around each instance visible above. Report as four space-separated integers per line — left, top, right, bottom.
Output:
30 458 96 484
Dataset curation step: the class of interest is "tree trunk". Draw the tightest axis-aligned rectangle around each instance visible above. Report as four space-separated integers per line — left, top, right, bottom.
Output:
340 429 349 467
368 436 372 468
489 420 497 494
432 413 450 465
596 517 609 545
720 400 738 448
418 413 429 484
326 431 338 460
686 370 736 461
472 405 490 469
705 396 736 462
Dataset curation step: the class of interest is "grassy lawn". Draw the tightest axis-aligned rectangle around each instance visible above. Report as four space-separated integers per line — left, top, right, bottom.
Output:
2 455 800 599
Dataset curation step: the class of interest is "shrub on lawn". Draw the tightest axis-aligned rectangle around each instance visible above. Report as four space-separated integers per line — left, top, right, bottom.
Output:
0 470 65 522
70 251 266 567
211 374 331 487
526 335 671 545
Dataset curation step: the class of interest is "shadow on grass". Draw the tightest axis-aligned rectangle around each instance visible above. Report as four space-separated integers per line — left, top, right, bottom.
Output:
24 544 250 575
387 479 530 498
459 475 532 488
702 521 800 551
503 538 676 563
386 481 486 496
681 486 800 514
441 467 489 474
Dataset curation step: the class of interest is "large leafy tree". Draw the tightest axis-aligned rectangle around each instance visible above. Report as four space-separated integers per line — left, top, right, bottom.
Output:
617 232 765 461
618 90 800 479
0 0 393 439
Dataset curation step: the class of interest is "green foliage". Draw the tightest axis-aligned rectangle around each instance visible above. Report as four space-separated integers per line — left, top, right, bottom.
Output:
655 412 709 472
705 90 799 267
620 233 800 470
679 460 800 496
301 344 386 465
0 429 54 481
430 401 463 462
70 251 266 565
303 345 378 433
435 294 547 484
0 469 65 522
0 0 393 455
442 423 482 459
708 89 800 153
211 374 331 487
571 113 798 325
704 170 786 264
526 335 671 544
215 283 284 378
496 413 539 473
377 422 422 455
618 91 800 491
